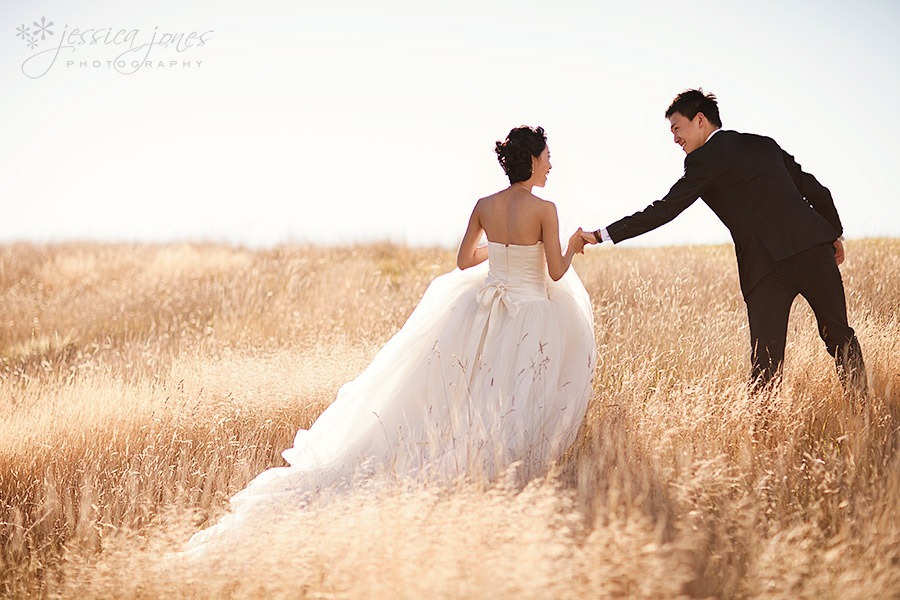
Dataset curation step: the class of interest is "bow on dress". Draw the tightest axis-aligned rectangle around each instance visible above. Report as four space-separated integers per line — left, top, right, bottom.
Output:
476 280 522 318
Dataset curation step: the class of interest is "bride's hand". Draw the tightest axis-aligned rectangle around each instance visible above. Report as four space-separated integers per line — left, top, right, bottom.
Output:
569 228 586 254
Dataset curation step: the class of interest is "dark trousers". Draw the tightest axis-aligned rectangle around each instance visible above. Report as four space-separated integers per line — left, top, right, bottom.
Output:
744 242 866 393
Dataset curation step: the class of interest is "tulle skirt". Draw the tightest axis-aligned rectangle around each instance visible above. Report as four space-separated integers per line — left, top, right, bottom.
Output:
187 260 595 550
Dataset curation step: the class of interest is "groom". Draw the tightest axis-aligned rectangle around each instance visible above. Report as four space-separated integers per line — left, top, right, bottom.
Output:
583 89 866 394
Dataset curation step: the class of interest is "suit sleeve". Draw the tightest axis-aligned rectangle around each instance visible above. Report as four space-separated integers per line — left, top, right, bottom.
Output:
781 150 843 236
605 151 713 244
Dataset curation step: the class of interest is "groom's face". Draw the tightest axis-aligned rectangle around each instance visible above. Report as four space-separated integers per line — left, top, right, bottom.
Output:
668 112 705 155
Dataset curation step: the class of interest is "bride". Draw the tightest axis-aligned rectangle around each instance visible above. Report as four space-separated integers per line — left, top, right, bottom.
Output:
186 126 596 550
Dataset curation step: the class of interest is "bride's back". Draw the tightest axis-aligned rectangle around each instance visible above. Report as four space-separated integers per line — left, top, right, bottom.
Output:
477 189 547 246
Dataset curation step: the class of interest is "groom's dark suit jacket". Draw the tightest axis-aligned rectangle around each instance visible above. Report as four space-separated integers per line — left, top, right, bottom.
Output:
606 130 843 297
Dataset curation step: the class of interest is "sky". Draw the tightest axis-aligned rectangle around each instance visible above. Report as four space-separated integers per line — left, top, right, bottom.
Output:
3 0 899 249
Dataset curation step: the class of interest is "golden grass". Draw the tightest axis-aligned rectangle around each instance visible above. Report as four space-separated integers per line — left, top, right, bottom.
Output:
1 239 898 599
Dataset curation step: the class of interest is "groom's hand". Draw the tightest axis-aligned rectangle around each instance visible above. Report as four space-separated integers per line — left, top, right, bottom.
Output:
581 229 600 245
833 238 845 266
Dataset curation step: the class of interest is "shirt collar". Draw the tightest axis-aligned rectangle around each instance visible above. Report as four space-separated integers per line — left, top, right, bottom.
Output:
705 128 722 143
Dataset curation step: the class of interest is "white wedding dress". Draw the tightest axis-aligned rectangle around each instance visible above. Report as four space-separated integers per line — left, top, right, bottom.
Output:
186 241 596 551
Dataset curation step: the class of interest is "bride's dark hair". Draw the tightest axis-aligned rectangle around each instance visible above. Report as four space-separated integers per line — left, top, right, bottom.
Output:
494 126 547 184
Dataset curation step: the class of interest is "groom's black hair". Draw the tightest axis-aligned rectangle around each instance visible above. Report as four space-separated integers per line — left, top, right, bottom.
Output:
495 126 547 184
665 89 722 128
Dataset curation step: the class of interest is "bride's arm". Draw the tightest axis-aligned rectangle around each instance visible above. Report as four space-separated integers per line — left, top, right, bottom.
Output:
542 203 584 281
457 200 489 270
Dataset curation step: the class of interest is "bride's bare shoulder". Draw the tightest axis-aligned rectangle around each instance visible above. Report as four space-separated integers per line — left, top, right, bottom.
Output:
478 190 506 203
534 196 557 212
472 190 508 213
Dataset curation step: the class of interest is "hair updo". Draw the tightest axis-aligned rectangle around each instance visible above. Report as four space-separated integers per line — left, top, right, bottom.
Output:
494 126 547 184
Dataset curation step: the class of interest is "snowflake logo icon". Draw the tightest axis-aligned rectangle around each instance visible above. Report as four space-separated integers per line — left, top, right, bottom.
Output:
16 17 54 51
32 16 54 41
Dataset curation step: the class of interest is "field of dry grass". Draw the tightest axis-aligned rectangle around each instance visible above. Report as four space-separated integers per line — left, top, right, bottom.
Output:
1 239 898 599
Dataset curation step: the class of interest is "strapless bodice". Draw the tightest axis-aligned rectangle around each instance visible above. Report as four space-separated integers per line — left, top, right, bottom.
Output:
482 241 550 302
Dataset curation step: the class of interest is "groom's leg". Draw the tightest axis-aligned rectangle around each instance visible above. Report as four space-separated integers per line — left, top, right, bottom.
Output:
795 243 867 397
745 265 797 390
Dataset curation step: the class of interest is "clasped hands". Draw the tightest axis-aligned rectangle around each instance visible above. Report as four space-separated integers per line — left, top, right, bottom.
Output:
568 228 587 254
566 228 603 255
